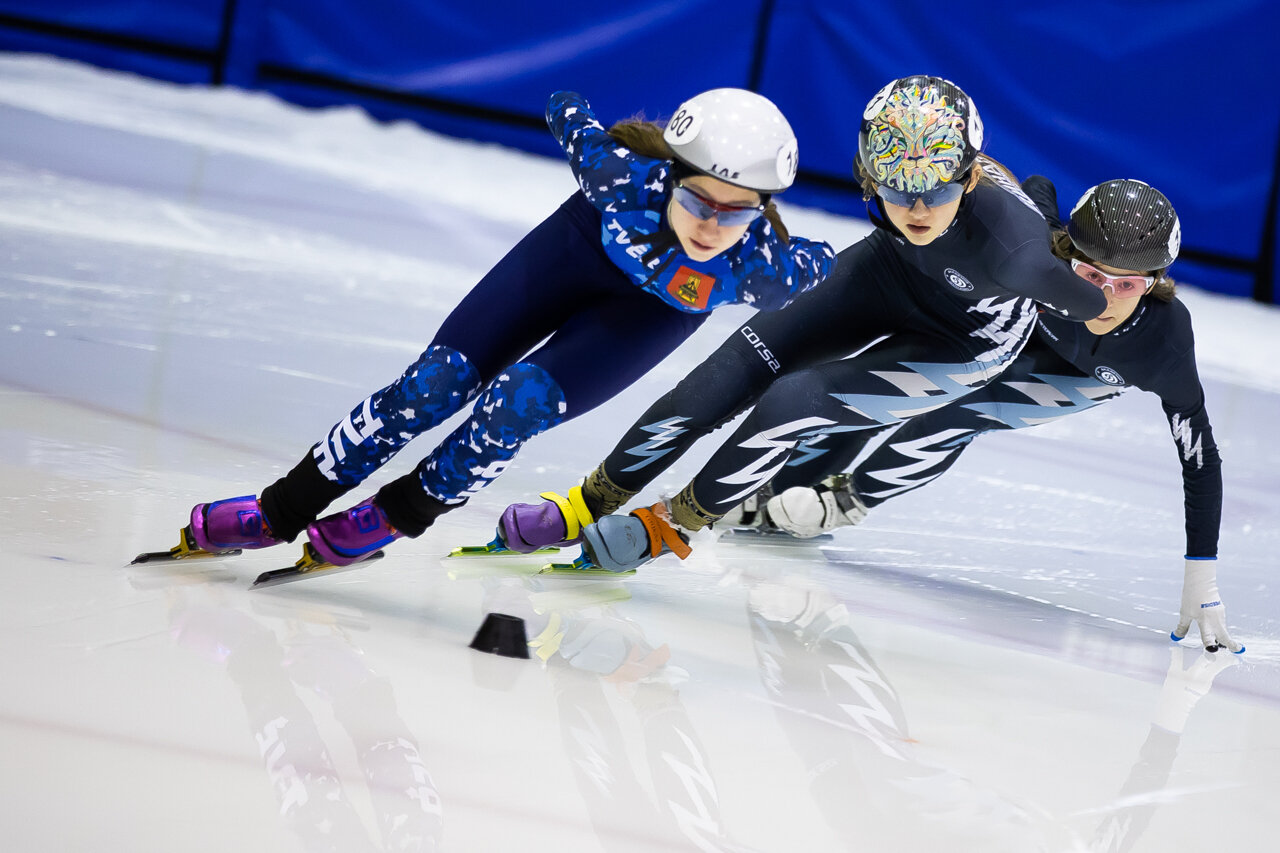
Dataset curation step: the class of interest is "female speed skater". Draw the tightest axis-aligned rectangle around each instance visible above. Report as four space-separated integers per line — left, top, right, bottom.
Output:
494 75 1108 568
148 88 836 575
740 177 1243 654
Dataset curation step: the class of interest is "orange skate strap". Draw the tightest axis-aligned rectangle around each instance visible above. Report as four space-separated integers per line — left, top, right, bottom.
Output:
630 507 692 560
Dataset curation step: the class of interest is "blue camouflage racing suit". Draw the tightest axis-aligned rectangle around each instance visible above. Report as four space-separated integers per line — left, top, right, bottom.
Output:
259 91 835 539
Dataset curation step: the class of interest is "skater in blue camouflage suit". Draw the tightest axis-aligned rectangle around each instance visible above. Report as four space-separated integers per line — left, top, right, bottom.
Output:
163 88 835 571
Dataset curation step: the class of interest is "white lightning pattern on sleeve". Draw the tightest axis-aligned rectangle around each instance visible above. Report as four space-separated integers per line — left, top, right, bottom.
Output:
1169 413 1204 469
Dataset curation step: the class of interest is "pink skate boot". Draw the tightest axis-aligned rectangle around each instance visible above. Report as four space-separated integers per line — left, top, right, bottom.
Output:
305 496 403 567
189 495 283 553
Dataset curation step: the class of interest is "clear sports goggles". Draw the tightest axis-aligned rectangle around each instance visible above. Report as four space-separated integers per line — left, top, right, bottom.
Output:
1070 259 1156 299
673 183 765 226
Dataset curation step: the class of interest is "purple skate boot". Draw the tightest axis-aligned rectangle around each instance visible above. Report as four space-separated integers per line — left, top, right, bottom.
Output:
132 495 283 564
498 488 595 553
190 495 283 553
305 496 403 567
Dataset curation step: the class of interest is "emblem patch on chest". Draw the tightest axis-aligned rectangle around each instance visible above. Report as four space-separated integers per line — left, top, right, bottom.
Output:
944 268 974 292
1094 365 1125 386
667 265 715 310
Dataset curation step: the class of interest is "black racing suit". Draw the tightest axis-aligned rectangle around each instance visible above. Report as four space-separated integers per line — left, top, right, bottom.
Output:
785 297 1222 558
595 160 1108 518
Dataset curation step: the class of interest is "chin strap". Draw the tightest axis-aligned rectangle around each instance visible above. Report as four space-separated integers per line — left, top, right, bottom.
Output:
637 170 684 266
636 228 681 266
866 196 893 232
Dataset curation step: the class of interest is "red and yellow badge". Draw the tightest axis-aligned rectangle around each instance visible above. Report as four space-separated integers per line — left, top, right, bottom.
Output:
666 266 715 311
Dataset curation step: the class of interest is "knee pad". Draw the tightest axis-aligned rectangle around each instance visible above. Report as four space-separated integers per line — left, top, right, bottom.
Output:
416 362 567 504
468 362 568 447
381 344 483 420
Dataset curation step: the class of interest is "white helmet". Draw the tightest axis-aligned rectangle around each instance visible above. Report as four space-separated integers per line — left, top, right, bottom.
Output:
662 88 798 194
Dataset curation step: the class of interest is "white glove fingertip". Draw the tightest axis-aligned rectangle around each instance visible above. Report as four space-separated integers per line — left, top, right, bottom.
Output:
1199 620 1220 652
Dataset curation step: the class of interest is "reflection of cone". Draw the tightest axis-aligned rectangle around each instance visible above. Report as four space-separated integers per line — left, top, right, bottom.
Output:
469 613 530 659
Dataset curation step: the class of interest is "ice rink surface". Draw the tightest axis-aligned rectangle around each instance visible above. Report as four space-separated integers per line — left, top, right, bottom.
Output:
1 56 1278 852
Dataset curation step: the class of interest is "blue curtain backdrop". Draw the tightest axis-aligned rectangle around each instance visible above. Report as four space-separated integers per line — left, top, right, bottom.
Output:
1 0 1274 300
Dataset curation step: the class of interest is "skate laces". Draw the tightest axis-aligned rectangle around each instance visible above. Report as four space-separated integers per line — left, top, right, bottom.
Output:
819 474 868 524
582 466 637 518
742 484 776 527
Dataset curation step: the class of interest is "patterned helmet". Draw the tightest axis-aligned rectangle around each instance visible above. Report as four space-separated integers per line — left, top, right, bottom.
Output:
1068 179 1181 271
857 76 983 195
663 88 798 193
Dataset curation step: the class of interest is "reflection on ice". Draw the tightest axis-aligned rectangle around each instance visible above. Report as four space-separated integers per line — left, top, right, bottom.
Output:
130 565 444 852
741 568 1244 852
479 575 732 852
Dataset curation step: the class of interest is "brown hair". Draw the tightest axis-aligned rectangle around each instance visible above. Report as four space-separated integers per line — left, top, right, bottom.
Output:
1050 230 1177 301
607 118 790 241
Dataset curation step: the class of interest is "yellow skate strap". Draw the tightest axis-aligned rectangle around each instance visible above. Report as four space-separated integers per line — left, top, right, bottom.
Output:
566 486 593 528
538 489 594 541
630 507 692 560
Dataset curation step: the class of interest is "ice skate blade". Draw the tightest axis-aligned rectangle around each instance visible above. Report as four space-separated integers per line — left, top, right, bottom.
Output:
130 547 242 564
447 535 560 558
539 554 635 577
251 546 385 589
131 526 243 564
719 526 833 544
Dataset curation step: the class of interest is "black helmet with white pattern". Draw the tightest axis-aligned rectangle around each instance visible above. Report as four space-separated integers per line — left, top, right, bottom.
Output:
1068 179 1181 272
662 88 798 194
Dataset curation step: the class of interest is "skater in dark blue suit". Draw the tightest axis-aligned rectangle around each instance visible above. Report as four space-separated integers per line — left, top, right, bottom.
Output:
160 88 835 571
751 177 1243 654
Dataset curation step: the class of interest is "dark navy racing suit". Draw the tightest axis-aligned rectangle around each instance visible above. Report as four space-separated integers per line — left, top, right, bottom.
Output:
795 297 1222 558
597 158 1108 515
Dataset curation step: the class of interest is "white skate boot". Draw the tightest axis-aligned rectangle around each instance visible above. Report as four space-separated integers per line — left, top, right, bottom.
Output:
766 474 868 539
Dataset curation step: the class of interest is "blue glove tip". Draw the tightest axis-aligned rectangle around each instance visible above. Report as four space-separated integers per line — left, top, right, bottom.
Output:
1235 645 1246 655
1169 631 1185 642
